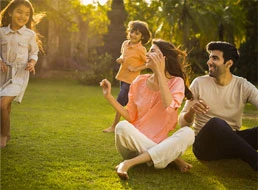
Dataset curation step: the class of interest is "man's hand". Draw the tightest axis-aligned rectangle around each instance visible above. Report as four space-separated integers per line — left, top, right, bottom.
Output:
191 99 209 114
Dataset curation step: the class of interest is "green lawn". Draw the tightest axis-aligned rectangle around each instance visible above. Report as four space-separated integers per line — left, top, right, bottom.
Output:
1 78 258 190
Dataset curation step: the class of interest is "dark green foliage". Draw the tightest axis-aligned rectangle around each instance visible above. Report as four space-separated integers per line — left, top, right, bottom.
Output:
236 0 258 83
77 52 114 85
101 0 127 79
1 0 257 84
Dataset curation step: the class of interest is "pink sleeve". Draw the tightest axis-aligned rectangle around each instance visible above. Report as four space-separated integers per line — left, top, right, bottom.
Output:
166 77 185 112
125 79 138 122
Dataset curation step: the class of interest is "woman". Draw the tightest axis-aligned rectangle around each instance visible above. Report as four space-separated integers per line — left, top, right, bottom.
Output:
100 39 194 180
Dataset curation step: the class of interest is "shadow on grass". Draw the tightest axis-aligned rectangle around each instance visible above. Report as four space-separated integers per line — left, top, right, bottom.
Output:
116 158 258 190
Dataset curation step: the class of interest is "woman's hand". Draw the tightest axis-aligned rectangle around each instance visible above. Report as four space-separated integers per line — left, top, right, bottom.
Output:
25 60 36 74
146 46 165 75
0 61 8 72
100 78 130 120
100 79 112 98
146 45 171 108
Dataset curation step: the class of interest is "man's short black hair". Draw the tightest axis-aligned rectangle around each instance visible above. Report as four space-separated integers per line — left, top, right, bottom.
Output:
206 41 240 71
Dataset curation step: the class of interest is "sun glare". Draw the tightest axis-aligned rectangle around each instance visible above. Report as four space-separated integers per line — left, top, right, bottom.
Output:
81 0 151 6
80 0 107 6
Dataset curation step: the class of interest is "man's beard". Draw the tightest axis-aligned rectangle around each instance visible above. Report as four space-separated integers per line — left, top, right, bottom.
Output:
208 65 216 78
209 72 216 78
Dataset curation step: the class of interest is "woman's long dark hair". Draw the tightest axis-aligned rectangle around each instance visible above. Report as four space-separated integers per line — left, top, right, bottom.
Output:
153 39 193 100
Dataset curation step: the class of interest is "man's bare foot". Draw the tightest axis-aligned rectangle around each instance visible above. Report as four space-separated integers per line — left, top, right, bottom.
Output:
174 158 193 173
103 126 115 133
0 136 8 148
116 161 129 180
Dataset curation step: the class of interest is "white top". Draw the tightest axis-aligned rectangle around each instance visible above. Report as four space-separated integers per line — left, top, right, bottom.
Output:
179 75 258 135
0 25 39 102
0 25 38 65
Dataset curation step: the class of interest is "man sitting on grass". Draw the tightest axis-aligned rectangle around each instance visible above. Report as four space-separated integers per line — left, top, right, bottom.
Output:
179 41 258 171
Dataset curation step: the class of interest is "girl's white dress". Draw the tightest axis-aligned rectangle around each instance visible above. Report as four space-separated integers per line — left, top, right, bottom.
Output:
0 25 38 103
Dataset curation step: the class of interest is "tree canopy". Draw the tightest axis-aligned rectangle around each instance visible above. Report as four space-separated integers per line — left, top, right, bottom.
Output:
1 0 257 83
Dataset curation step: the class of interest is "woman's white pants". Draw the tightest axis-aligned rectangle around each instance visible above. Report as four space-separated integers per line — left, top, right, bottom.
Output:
115 120 195 169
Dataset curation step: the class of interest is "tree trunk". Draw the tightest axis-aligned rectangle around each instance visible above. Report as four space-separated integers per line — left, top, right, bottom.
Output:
46 0 59 69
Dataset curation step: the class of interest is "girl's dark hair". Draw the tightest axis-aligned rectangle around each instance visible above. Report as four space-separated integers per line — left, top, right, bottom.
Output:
0 0 34 29
0 0 45 53
127 20 152 45
153 39 193 100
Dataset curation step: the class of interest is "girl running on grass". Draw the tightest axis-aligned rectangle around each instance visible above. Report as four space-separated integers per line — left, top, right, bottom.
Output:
0 0 42 147
103 20 151 133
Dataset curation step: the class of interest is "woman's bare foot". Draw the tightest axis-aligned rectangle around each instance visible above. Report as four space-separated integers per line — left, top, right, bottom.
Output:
174 158 193 173
103 126 115 133
116 161 130 180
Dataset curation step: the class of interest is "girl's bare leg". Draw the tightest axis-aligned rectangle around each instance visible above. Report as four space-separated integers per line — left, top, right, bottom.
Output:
103 112 121 133
1 96 15 148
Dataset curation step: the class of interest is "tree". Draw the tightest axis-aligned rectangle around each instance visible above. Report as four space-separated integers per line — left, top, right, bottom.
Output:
237 0 258 83
28 0 109 72
0 0 10 11
102 0 127 79
125 0 252 80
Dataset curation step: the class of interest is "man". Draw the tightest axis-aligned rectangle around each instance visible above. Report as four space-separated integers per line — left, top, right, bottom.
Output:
179 41 258 171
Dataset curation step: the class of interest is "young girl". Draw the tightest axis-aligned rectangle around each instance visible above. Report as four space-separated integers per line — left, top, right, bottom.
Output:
0 0 40 147
100 39 194 180
103 20 151 133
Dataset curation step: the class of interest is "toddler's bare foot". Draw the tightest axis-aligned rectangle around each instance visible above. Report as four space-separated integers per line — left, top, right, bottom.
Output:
0 136 8 148
174 158 193 173
103 126 115 133
116 161 129 180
